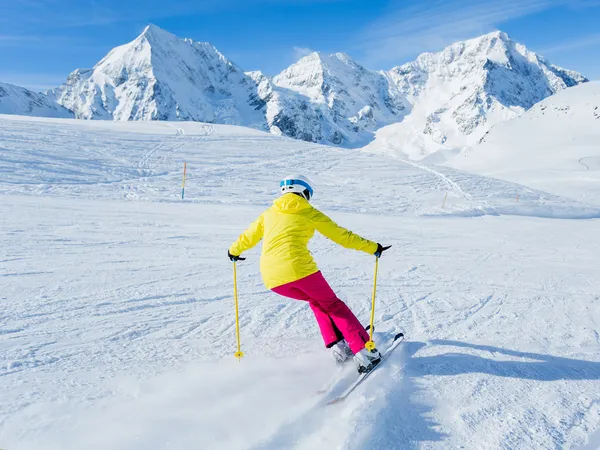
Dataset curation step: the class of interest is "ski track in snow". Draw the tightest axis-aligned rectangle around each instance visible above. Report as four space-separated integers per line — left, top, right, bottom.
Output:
1 116 600 449
392 155 469 199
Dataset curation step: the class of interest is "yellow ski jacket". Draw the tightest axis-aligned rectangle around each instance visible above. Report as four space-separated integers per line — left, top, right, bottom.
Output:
229 193 378 289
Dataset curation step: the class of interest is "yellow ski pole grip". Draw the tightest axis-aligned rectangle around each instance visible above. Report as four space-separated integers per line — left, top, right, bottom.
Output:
233 261 244 360
365 257 379 351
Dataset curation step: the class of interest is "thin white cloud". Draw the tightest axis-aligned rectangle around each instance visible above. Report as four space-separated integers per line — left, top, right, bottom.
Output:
0 0 218 28
0 35 41 43
0 34 106 54
0 72 69 92
356 0 563 68
566 0 600 8
2 0 346 30
539 33 600 54
293 46 315 61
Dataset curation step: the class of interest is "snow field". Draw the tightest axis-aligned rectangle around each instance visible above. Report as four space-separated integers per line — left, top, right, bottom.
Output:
449 81 600 207
1 116 599 449
1 115 598 220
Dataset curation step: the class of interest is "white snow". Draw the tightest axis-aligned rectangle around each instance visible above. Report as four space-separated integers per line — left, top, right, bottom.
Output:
268 51 408 146
364 31 587 159
0 82 72 118
47 25 266 127
1 115 599 449
449 81 600 206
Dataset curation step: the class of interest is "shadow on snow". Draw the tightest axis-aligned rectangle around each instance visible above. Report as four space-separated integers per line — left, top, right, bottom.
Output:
254 340 600 449
364 341 446 449
411 340 600 381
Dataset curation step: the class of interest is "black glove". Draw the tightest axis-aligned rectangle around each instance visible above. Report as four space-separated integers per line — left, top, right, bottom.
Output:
228 251 246 262
374 244 391 258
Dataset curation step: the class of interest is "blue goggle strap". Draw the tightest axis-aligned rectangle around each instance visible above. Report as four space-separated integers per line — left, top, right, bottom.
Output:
280 179 313 197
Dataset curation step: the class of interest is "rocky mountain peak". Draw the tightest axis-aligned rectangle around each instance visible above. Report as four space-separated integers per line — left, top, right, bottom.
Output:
46 24 264 125
140 23 176 42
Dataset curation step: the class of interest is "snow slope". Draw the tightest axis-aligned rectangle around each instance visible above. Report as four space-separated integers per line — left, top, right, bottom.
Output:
1 115 599 449
449 81 600 206
0 82 72 118
363 31 587 159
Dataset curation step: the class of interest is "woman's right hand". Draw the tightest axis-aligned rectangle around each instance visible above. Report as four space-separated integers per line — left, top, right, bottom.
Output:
228 251 246 262
374 244 391 258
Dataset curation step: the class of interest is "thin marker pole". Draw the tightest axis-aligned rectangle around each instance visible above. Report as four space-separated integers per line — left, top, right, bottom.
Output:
181 162 187 200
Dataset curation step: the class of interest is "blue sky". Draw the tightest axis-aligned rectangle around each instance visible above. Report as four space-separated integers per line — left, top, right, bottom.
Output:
1 0 600 91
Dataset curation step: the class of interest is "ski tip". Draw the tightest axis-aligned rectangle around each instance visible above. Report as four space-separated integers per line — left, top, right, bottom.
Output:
394 332 405 340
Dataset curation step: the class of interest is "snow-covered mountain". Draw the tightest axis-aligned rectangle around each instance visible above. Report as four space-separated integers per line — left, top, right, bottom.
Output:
265 52 409 146
47 25 266 127
449 81 600 205
0 82 72 118
48 29 409 147
42 26 586 153
364 31 587 159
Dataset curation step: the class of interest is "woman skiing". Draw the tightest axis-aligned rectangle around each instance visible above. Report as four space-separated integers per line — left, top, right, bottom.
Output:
228 175 391 373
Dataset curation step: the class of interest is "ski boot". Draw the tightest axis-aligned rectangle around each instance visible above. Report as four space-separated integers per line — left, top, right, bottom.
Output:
353 347 382 374
331 340 354 365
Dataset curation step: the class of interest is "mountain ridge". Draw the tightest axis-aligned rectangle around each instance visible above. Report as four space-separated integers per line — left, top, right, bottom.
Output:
0 82 72 118
0 26 588 158
364 30 588 158
46 24 266 126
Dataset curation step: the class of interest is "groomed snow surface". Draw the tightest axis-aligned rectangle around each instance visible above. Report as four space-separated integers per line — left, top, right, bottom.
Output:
1 115 599 449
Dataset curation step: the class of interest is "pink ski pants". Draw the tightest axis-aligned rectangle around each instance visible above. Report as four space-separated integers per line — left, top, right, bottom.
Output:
271 271 369 354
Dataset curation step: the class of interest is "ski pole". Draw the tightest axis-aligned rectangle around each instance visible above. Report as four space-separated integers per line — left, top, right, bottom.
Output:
233 261 244 360
365 257 379 351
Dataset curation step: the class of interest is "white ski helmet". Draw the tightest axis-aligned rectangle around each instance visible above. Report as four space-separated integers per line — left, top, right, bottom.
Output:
280 174 314 201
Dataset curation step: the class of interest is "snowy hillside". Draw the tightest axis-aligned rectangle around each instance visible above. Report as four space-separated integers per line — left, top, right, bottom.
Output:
47 25 266 126
0 82 72 118
1 115 599 449
42 26 584 151
363 31 587 159
449 81 600 206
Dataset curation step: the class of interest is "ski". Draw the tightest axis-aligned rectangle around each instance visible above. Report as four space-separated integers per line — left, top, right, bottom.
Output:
315 324 376 395
326 332 404 405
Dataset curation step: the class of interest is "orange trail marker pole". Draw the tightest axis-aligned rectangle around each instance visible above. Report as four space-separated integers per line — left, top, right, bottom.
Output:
181 162 187 200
